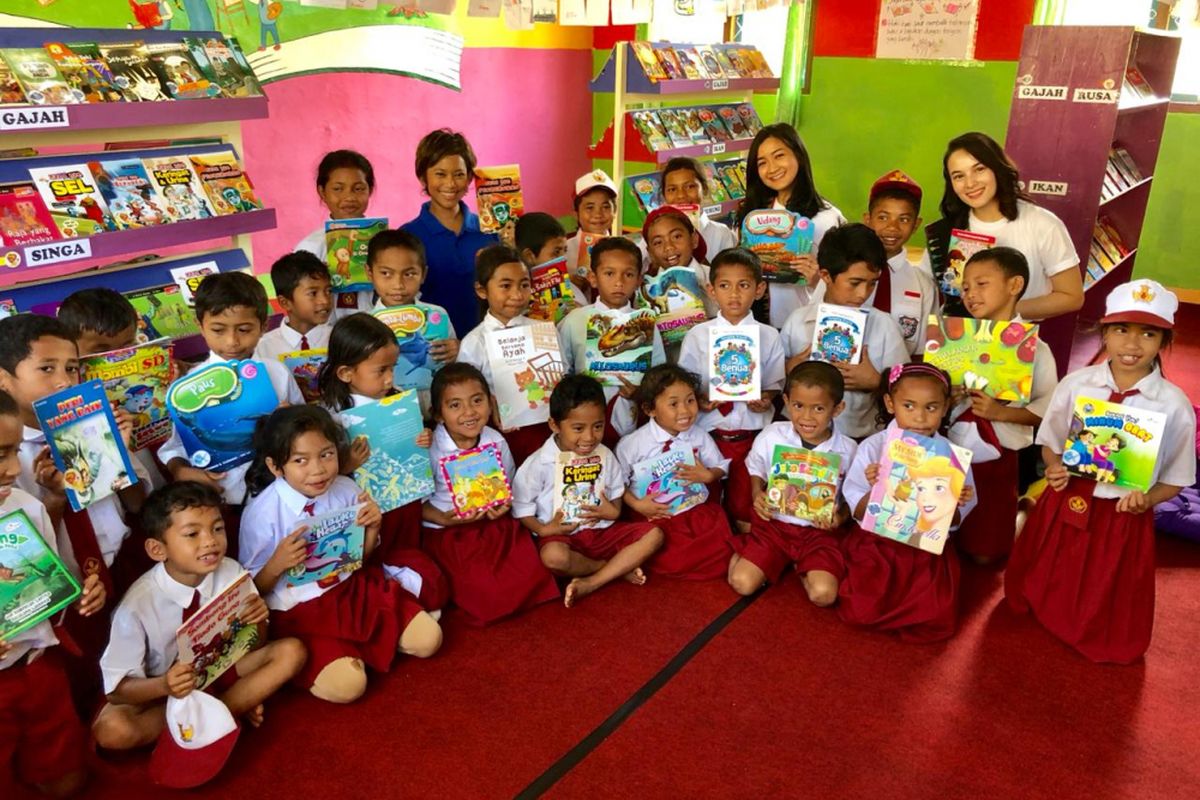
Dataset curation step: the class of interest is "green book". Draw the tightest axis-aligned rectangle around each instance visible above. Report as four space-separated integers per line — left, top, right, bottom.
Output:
0 509 81 641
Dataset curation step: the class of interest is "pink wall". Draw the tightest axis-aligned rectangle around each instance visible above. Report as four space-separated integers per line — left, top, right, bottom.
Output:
240 47 595 272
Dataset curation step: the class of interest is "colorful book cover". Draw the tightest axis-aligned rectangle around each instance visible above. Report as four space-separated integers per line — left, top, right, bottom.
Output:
674 47 703 79
702 162 729 203
0 183 62 248
175 571 259 691
33 380 138 513
1124 66 1154 98
583 308 656 387
736 104 763 135
635 266 707 346
144 155 216 222
225 37 265 97
766 446 841 527
181 37 227 98
696 107 731 142
552 451 604 523
653 46 685 80
145 41 219 100
2 47 79 106
474 165 523 234
630 173 662 213
811 303 868 365
528 257 576 324
43 42 111 104
277 348 326 405
940 229 995 301
97 41 168 102
486 322 565 430
166 360 279 473
325 217 386 293
168 262 220 304
1061 397 1167 492
374 304 453 391
923 317 1038 403
630 41 667 82
0 298 16 319
717 161 747 199
0 509 81 641
574 231 603 278
80 338 174 452
631 110 671 151
196 36 260 98
658 109 693 148
61 43 124 103
631 443 706 514
189 151 262 216
284 504 365 589
342 390 435 514
708 325 761 403
28 164 117 237
87 158 170 228
862 428 973 555
680 109 710 145
717 105 748 139
125 284 200 340
712 46 739 78
740 210 815 284
694 45 726 78
0 58 28 105
438 441 512 519
724 47 755 78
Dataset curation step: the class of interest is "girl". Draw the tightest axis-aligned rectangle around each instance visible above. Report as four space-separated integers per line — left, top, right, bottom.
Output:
421 363 559 625
1006 279 1195 664
736 123 846 327
240 406 442 704
838 363 977 643
640 206 717 336
660 157 737 257
616 364 734 580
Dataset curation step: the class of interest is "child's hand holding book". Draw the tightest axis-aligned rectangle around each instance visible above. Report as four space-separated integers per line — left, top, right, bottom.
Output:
539 510 580 537
429 338 460 364
75 572 106 618
344 435 371 474
164 659 197 700
577 495 620 523
239 593 270 627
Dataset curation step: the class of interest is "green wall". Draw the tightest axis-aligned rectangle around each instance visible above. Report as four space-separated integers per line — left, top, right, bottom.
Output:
1139 112 1200 290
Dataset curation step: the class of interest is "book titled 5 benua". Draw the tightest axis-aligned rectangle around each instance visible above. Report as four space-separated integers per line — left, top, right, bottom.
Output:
811 304 867 365
0 509 81 641
708 325 760 402
175 571 260 691
1061 397 1166 492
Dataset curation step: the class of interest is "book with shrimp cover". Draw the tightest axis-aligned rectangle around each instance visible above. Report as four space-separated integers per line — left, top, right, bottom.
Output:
342 390 434 514
740 210 815 284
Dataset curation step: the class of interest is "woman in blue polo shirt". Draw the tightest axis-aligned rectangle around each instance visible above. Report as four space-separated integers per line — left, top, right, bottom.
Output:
401 129 498 335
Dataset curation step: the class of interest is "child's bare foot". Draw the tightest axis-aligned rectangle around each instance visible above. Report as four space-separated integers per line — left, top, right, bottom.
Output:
564 578 598 608
246 704 265 728
623 568 647 585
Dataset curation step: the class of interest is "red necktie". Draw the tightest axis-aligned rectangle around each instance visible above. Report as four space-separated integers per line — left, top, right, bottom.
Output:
717 402 733 416
299 334 310 351
873 262 893 314
662 438 674 454
1061 387 1140 528
302 501 316 516
181 589 202 623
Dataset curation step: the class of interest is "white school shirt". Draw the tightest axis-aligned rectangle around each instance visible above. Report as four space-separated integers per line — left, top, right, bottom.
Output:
295 224 327 262
1036 362 1197 499
765 201 846 328
779 303 909 439
697 214 737 260
0 489 62 670
157 353 304 505
678 313 786 433
459 312 539 390
100 557 249 695
512 435 623 530
968 200 1077 315
868 251 938 356
615 419 730 506
254 319 332 364
744 422 858 527
424 423 515 528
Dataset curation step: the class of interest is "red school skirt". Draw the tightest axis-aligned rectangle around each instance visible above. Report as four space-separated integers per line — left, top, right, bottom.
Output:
711 430 755 525
0 649 87 787
837 526 961 643
422 516 559 626
734 516 846 585
501 422 552 469
376 502 450 611
538 520 657 562
628 501 732 580
1005 481 1156 664
955 448 1019 560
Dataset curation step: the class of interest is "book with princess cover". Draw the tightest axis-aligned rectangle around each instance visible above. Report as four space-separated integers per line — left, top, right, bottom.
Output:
708 325 761 403
277 348 326 404
284 504 366 589
0 509 81 641
811 303 868 365
166 360 279 473
80 338 174 452
939 229 995 303
486 322 565 431
373 304 453 391
98 41 169 102
125 284 200 340
189 151 262 216
552 451 604 524
862 428 973 555
740 210 814 284
630 41 668 82
61 43 124 103
474 165 523 234
528 257 576 324
584 308 656 387
635 266 707 346
143 154 216 222
1061 397 1166 492
766 446 841 528
439 441 513 518
175 571 259 691
145 41 219 100
342 390 434 514
324 217 385 293
28 163 117 237
34 380 138 513
0 183 61 248
87 158 170 228
1 48 78 106
630 443 706 515
923 317 1038 403
43 42 111 103
631 110 671 152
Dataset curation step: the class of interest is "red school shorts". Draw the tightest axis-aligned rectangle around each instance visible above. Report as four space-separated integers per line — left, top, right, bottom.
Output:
734 516 846 585
0 649 87 787
537 520 657 562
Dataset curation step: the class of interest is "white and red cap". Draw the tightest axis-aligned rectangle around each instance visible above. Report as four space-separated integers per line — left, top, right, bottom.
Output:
149 691 241 788
1101 278 1178 329
574 169 617 200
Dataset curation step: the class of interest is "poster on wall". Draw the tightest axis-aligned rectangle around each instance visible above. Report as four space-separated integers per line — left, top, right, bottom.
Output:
875 0 980 61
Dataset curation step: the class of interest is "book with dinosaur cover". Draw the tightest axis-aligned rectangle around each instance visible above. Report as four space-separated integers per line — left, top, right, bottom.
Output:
811 303 868 365
28 163 117 237
175 571 260 691
1061 397 1166 492
923 317 1038 403
88 157 170 228
0 183 61 248
708 325 761 403
325 217 385 293
342 390 434 514
740 210 815 284
1 47 78 105
584 308 656 387
438 441 512 518
0 509 81 641
166 359 279 473
474 165 523 234
81 338 174 452
528 257 576 324
635 266 707 346
552 451 604 524
189 151 262 216
766 446 841 527
630 442 707 514
373 304 453 391
486 322 565 430
144 155 217 222
284 504 365 590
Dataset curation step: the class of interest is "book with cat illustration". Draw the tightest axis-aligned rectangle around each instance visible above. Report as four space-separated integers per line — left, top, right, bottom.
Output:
486 322 565 430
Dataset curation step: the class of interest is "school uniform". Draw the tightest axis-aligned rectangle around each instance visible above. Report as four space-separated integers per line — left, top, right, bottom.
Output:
297 223 367 320
697 213 737 260
422 425 558 625
254 318 332 363
295 224 327 262
837 422 979 643
868 250 939 356
615 420 733 580
766 202 846 328
1006 362 1197 663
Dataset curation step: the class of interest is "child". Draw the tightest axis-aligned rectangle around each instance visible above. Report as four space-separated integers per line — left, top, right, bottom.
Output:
422 363 559 625
729 362 857 603
780 223 909 440
641 205 717 321
94 481 306 747
515 212 569 269
254 251 334 363
951 246 1057 562
678 248 784 532
1006 279 1196 664
861 170 937 355
838 363 977 642
616 364 733 580
514 375 664 605
564 170 618 298
660 157 737 257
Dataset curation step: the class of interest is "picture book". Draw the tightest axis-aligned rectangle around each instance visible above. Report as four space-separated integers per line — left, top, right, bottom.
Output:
635 266 707 346
486 322 565 430
225 37 264 96
438 441 512 519
284 504 365 590
723 47 754 78
1061 397 1167 492
680 108 710 145
0 509 81 641
862 428 973 555
325 217 386 293
740 210 815 284
552 451 604 524
630 443 707 515
145 41 219 100
574 231 603 278
658 109 694 148
88 158 170 228
81 339 174 452
736 104 763 135
528 257 576 323
0 183 61 248
474 164 523 234
923 317 1038 403
126 284 200 340
342 390 435 514
696 107 731 142
1 47 78 106
180 37 226 97
166 360 279 473
144 155 216 222
654 46 685 81
811 303 868 365
189 151 262 216
766 446 841 527
277 348 326 404
195 36 260 98
583 308 656 387
717 161 747 199
708 325 761 403
60 42 124 103
373 304 453 391
702 162 728 203
694 45 726 78
1124 66 1154 99
0 59 27 104
168 262 220 304
0 298 15 319
940 229 995 301
43 42 110 103
711 46 739 78
97 41 168 102
717 105 748 139
631 110 671 151
28 164 117 238
631 41 668 82
34 380 138 513
674 47 704 79
630 173 662 212
175 571 259 691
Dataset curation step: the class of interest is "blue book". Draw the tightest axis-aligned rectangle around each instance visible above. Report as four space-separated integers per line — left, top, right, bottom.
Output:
166 359 280 473
374 304 454 391
630 443 706 514
341 391 434 514
284 504 365 589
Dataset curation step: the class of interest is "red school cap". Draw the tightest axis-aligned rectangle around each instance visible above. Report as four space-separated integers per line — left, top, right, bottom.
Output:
641 205 708 264
869 170 923 207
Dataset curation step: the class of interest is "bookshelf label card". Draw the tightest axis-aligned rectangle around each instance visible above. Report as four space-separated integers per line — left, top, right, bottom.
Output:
0 106 70 131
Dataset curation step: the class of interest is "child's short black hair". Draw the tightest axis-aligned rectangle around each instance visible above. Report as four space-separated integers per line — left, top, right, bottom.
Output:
316 149 375 191
635 364 701 416
271 251 332 301
475 244 524 287
430 362 490 418
0 388 19 419
661 157 709 195
868 187 921 216
515 212 566 260
367 228 427 270
245 405 348 498
141 481 224 542
318 313 397 411
785 361 845 405
709 247 763 285
0 314 77 375
965 245 1030 300
414 128 477 181
589 237 642 273
817 222 888 276
193 272 269 324
548 374 606 422
57 288 137 339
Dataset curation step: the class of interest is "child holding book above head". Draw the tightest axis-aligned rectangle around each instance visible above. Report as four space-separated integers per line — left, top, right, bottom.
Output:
641 205 718 322
254 251 334 364
1006 280 1196 664
780 223 910 440
513 375 663 606
564 170 618 299
660 157 737 257
729 362 857 603
422 363 559 625
838 363 977 643
678 248 784 533
615 364 733 581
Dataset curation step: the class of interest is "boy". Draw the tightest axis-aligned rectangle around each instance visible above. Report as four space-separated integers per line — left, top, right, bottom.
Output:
57 287 139 358
679 248 785 532
862 170 938 355
93 481 306 751
780 223 909 440
512 375 662 607
254 251 334 363
565 171 618 299
515 212 569 269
